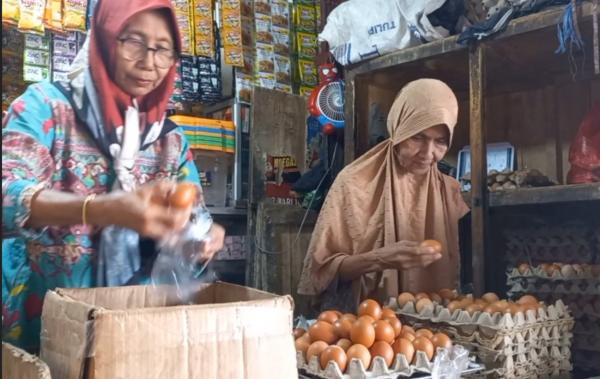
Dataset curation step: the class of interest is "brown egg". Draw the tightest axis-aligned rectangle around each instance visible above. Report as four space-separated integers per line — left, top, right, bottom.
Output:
341 313 357 322
381 308 396 320
318 310 340 324
358 315 376 324
350 319 376 347
369 341 394 368
308 321 337 344
306 341 329 363
346 344 371 370
384 316 403 337
333 318 353 339
428 292 443 304
415 328 434 339
507 303 525 316
521 302 539 314
483 304 501 315
481 292 500 303
413 337 435 362
546 264 561 276
517 263 530 275
492 300 509 312
295 334 311 360
465 303 483 316
474 299 488 307
373 320 395 344
415 292 430 301
517 295 538 305
358 299 382 320
415 298 434 313
333 310 343 318
438 288 457 300
392 337 415 363
400 325 415 337
446 300 462 313
169 183 197 208
320 345 348 372
431 333 452 350
293 328 306 339
336 338 352 351
402 332 416 342
420 239 442 254
397 292 416 307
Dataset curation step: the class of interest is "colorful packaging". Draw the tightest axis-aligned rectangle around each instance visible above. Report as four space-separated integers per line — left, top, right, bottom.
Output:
23 64 50 82
274 55 291 85
295 4 317 33
24 48 50 66
255 42 274 73
272 26 290 56
17 0 45 35
296 32 317 59
62 0 87 32
24 33 50 50
299 85 314 98
298 58 317 86
224 46 244 66
43 0 63 32
256 72 275 89
172 0 194 56
255 13 273 45
2 0 20 25
235 72 253 103
274 83 292 94
271 2 289 28
254 0 271 16
192 0 214 58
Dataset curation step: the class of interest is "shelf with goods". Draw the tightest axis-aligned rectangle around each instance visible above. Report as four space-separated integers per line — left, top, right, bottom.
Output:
344 3 598 376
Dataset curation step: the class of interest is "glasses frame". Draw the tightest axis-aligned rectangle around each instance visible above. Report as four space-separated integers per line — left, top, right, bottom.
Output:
117 37 178 69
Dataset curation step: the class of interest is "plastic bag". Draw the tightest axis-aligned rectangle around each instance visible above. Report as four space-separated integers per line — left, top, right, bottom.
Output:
319 0 449 66
150 204 214 302
431 344 471 379
96 226 141 286
567 104 600 184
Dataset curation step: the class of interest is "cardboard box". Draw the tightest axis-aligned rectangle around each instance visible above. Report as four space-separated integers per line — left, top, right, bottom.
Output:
2 342 52 379
40 282 297 379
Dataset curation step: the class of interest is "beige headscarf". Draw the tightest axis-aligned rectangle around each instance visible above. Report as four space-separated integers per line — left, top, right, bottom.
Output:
297 79 470 307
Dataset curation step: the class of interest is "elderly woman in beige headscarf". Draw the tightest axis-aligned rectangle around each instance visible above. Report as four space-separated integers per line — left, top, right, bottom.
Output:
297 79 470 311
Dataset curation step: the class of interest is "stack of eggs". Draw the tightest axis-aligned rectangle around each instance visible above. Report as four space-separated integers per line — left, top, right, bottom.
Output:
294 299 457 378
394 290 574 378
508 262 600 375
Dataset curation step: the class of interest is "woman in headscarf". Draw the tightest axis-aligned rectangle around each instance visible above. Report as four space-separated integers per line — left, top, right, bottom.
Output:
2 0 225 352
298 79 470 312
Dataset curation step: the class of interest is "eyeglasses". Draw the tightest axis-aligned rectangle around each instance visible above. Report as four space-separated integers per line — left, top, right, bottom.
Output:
118 38 177 69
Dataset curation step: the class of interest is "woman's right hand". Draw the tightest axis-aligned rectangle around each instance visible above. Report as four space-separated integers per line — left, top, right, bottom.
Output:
90 181 192 239
373 240 443 270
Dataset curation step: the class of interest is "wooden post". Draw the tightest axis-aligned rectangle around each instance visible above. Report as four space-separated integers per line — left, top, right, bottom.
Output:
344 73 356 165
469 43 488 296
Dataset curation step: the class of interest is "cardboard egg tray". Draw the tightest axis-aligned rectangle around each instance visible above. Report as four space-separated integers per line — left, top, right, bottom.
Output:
390 299 573 378
296 350 484 379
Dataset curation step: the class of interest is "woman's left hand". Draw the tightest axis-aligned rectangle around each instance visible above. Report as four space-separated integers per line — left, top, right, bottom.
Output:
197 223 226 261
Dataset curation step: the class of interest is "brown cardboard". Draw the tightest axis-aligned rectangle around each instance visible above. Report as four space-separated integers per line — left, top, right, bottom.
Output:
40 282 297 379
2 342 52 379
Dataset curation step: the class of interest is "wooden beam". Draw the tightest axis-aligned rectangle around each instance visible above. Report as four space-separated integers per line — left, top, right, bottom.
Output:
344 73 357 165
469 43 488 296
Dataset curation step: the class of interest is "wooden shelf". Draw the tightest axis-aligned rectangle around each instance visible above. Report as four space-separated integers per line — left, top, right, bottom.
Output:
207 207 247 217
463 183 600 207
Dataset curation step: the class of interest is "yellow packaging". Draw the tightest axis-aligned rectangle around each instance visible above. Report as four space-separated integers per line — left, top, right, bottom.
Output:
62 0 87 32
300 85 314 97
224 46 244 66
193 0 214 57
43 0 62 32
296 32 317 59
295 4 316 32
17 0 45 35
298 58 317 86
2 0 20 25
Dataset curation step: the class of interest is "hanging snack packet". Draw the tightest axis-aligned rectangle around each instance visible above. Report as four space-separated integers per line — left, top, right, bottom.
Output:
17 0 45 35
2 0 20 25
43 0 63 32
62 0 87 32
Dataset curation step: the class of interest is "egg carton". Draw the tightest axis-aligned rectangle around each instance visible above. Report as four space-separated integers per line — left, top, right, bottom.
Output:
507 265 600 281
507 281 600 296
296 350 484 379
465 348 571 379
392 298 571 333
572 319 600 335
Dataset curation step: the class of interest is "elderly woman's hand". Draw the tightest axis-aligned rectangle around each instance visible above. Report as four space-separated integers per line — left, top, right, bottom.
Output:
93 180 192 239
374 240 443 270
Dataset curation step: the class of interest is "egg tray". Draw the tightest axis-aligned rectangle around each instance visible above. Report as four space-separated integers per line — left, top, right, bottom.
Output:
392 298 572 334
506 280 600 296
295 350 484 379
573 349 600 372
572 334 600 353
572 318 600 335
507 265 600 281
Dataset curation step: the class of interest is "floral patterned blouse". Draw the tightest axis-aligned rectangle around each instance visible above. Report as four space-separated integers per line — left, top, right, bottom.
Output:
2 81 200 352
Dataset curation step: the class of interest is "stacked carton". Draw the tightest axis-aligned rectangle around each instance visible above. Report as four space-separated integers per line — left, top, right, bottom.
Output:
391 298 574 378
507 264 600 374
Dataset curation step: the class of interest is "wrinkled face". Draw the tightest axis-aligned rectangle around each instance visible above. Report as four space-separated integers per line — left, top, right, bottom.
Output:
395 124 450 175
113 10 176 97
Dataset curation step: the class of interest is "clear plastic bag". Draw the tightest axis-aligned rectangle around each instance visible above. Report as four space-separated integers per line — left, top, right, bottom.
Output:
150 204 215 302
431 344 470 379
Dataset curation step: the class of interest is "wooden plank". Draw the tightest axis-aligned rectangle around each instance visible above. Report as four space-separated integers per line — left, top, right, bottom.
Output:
344 74 357 165
489 183 600 207
249 88 308 204
469 43 488 296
